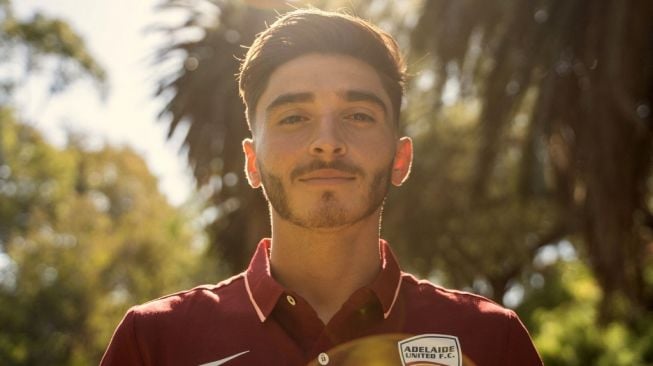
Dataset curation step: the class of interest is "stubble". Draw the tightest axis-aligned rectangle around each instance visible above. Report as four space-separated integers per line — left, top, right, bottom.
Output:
258 160 391 229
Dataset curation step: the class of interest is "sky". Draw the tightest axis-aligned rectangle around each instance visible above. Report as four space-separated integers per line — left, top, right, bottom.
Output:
13 0 196 206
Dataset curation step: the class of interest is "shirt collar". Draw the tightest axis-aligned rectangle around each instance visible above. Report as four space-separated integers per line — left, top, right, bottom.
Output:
244 238 402 322
371 239 403 319
244 239 284 322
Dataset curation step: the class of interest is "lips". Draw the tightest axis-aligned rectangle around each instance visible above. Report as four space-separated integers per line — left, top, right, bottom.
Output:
297 169 356 184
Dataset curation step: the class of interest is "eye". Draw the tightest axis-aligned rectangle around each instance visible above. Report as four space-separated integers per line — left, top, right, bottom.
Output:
279 115 308 125
345 112 376 123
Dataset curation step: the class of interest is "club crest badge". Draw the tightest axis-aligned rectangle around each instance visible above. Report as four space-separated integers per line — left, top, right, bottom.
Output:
398 334 462 366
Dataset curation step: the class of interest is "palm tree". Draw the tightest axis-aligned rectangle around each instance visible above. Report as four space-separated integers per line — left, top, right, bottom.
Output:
411 0 653 321
154 0 275 271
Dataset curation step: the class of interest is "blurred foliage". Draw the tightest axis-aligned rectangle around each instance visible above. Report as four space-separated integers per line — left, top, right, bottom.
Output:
384 101 561 298
0 110 211 365
405 0 653 322
518 259 653 365
0 0 106 102
0 3 211 363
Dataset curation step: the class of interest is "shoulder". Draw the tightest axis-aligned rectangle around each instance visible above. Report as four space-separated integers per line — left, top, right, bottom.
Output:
127 273 247 322
102 273 259 364
400 272 515 320
398 273 543 365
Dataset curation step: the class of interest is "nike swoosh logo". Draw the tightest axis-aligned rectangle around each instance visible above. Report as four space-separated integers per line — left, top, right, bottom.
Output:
198 350 250 366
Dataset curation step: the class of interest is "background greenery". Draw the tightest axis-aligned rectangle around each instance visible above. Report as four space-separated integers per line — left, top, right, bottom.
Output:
1 0 651 364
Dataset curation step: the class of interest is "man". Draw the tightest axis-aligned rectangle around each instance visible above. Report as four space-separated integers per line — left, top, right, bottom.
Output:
102 9 543 366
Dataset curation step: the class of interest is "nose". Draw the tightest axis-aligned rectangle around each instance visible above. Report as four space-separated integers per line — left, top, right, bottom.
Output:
309 117 347 158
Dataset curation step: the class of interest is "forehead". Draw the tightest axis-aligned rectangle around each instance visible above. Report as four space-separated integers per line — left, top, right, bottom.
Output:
254 54 392 119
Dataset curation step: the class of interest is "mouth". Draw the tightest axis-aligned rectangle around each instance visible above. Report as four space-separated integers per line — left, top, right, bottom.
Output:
298 169 356 185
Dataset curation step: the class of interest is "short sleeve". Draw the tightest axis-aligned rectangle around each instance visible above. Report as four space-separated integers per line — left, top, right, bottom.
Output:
100 309 146 366
503 310 543 366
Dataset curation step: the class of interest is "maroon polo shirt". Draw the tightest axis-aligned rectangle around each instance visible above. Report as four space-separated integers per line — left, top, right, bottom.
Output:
101 239 542 366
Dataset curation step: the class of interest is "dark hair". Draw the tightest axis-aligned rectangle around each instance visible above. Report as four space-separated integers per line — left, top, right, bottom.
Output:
238 8 406 129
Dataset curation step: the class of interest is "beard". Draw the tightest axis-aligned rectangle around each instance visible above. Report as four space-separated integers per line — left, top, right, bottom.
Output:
258 159 392 229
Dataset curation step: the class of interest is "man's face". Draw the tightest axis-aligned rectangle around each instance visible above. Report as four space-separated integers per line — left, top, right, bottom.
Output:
243 54 412 230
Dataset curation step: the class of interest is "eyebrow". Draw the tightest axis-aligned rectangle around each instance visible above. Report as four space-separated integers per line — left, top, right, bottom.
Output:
265 92 314 114
344 90 388 116
264 90 389 116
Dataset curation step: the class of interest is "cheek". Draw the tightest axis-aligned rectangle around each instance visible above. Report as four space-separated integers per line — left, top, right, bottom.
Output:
345 130 396 162
257 136 304 170
271 126 316 150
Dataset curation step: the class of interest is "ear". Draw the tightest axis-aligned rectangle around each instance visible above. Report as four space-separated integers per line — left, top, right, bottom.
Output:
242 138 261 188
391 136 413 186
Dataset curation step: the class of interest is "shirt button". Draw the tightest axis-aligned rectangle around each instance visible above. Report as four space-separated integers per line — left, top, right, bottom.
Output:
286 295 296 306
318 352 329 365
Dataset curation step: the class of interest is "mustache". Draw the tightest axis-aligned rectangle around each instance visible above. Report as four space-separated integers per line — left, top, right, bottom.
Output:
290 159 365 181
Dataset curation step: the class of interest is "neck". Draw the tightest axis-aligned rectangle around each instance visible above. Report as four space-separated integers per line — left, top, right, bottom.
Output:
269 210 382 324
